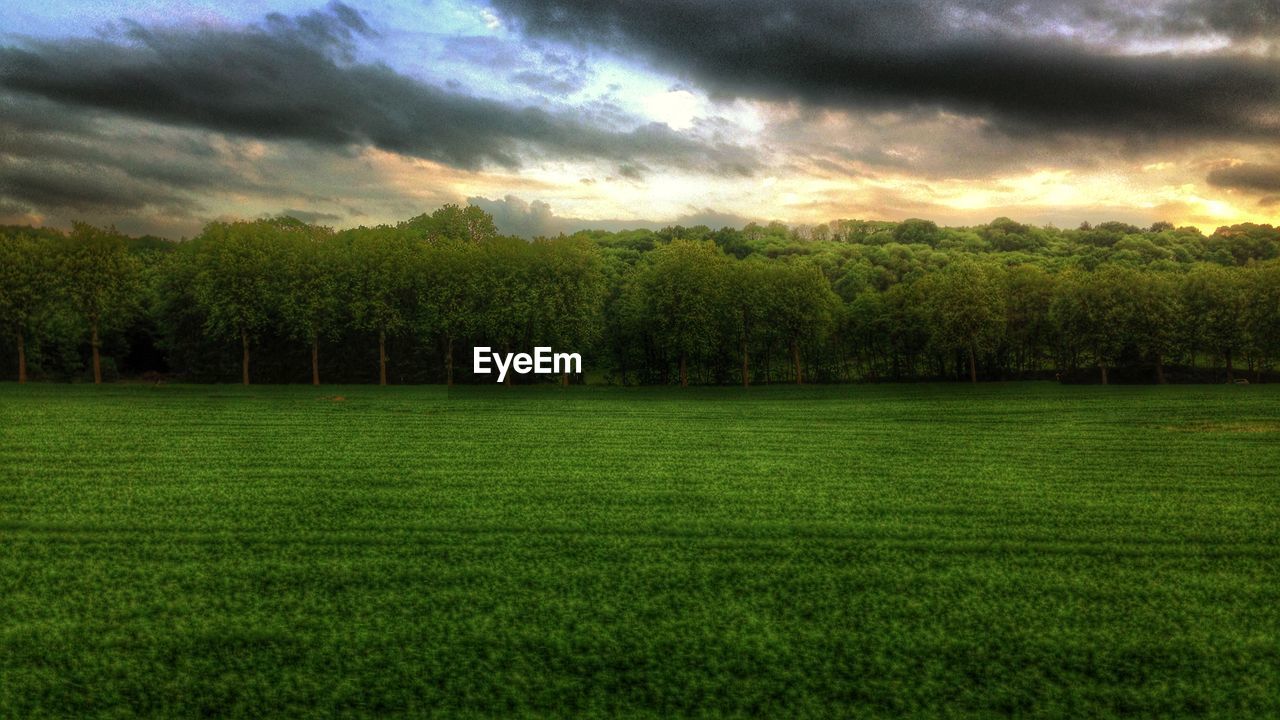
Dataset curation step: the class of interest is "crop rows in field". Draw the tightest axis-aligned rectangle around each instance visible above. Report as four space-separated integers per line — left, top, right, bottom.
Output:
1 383 1278 717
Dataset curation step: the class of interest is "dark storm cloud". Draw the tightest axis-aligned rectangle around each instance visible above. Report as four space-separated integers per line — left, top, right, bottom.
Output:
264 0 378 58
491 0 1280 141
0 91 433 235
768 107 1138 181
0 164 199 214
0 200 33 218
1206 163 1280 194
1 93 267 214
277 208 344 224
0 4 758 174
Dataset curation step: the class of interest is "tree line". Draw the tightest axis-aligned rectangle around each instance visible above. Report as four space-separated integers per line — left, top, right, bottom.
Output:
2 206 1278 385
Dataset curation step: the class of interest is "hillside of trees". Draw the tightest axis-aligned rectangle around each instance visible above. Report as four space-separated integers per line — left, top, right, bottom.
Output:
2 206 1279 385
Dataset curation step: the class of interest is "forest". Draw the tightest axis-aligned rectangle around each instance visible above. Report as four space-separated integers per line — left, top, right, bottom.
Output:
1 206 1278 386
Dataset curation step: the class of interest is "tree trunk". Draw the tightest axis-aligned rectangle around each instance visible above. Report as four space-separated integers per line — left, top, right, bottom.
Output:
241 328 250 386
17 331 26 384
92 320 102 384
679 353 688 388
1099 363 1108 385
967 346 977 384
792 341 803 385
741 337 750 388
445 336 454 387
1155 354 1166 385
311 336 320 386
1225 349 1234 383
378 330 387 386
561 372 569 387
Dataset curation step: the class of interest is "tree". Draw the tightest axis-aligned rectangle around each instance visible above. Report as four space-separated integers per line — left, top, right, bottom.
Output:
842 290 890 381
1181 264 1247 381
1050 266 1173 385
531 237 605 386
1002 265 1054 375
1242 262 1280 381
726 260 769 387
192 221 280 385
1076 266 1178 384
420 241 477 386
473 238 535 384
1051 269 1126 384
628 240 730 387
0 230 56 383
922 260 1005 383
1206 223 1279 265
275 219 341 385
400 204 499 244
893 218 941 247
1125 271 1179 384
60 224 139 384
343 227 420 385
149 243 210 379
981 217 1042 252
762 262 841 384
883 281 931 381
6 205 1277 387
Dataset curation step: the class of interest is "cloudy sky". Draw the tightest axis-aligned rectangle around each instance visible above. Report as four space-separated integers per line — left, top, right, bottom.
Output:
2 0 1278 237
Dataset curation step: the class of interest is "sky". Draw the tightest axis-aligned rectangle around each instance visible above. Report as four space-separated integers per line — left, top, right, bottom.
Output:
1 0 1279 238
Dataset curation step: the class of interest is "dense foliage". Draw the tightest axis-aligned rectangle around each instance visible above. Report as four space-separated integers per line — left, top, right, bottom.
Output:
2 207 1279 384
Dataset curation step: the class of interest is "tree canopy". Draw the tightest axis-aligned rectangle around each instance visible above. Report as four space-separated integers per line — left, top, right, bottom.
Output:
2 209 1278 385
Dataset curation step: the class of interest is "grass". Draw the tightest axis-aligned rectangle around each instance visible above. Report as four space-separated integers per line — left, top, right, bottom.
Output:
1 382 1278 718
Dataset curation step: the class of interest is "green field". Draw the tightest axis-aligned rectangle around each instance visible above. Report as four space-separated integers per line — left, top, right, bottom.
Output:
2 384 1278 718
